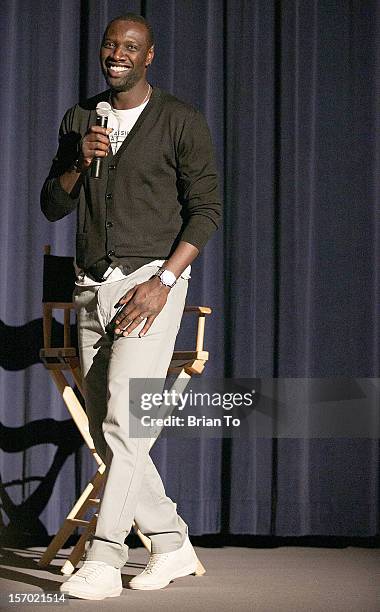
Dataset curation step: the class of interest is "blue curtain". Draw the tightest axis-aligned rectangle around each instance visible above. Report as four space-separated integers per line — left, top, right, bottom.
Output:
0 0 378 542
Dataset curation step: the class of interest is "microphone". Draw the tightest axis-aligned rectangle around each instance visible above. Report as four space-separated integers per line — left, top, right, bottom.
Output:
91 101 112 179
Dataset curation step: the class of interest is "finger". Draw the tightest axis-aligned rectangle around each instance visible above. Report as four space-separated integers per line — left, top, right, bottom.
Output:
90 148 108 158
114 307 126 326
85 140 110 153
90 125 113 136
115 313 133 334
139 315 155 338
88 135 111 145
122 313 146 336
115 307 138 332
115 303 143 330
84 133 111 147
82 145 109 160
116 310 144 334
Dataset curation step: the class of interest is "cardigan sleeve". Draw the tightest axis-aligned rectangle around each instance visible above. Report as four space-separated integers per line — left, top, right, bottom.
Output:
40 105 82 222
176 110 222 251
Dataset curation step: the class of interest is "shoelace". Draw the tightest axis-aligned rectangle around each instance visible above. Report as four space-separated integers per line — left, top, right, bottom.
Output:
144 553 170 574
76 562 107 580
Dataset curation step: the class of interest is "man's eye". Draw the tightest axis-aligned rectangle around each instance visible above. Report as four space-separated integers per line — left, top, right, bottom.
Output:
128 45 138 51
103 42 115 48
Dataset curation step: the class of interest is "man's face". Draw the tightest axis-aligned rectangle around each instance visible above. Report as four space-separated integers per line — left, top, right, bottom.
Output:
100 20 154 93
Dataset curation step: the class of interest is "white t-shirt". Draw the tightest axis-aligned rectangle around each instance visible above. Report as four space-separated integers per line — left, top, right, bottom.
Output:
76 99 191 286
108 99 149 154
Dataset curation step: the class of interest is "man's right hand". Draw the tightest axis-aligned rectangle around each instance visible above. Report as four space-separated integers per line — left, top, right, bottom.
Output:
80 125 113 170
59 125 113 194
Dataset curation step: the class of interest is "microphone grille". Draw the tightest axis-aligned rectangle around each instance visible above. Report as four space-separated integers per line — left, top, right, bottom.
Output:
96 101 112 118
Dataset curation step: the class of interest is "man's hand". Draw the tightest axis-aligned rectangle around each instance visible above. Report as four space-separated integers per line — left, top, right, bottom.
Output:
59 125 113 194
79 125 113 170
114 276 170 337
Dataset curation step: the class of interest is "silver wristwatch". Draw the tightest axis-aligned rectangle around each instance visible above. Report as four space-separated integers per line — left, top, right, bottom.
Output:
153 267 177 288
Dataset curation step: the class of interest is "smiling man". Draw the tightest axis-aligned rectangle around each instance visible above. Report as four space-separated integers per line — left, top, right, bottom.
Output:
41 13 220 600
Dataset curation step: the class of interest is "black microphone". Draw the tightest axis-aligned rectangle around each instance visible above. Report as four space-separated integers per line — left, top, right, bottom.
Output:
91 102 112 179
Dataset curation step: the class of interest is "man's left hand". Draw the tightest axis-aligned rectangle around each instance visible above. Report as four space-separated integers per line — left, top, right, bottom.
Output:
114 276 171 337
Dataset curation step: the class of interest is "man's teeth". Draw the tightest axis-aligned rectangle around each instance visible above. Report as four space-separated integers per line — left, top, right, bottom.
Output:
109 65 129 72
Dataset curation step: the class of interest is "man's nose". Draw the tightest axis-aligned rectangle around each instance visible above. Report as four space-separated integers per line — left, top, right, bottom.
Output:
112 45 127 61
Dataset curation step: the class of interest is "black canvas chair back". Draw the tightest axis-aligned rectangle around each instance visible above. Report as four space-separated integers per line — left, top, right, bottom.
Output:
42 253 76 304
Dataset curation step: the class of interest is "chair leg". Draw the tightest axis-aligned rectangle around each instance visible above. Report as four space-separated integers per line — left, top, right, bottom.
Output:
50 370 96 454
38 519 78 569
133 523 152 552
61 515 97 575
38 466 105 569
70 366 84 398
195 558 206 575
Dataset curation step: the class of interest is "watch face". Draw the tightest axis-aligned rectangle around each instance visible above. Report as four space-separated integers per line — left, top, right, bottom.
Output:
161 270 176 286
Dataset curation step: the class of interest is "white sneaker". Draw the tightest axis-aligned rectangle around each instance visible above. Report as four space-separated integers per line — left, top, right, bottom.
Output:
60 560 122 600
129 536 198 590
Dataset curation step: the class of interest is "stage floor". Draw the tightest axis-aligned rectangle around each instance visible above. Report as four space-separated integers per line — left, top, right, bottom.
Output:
0 543 379 611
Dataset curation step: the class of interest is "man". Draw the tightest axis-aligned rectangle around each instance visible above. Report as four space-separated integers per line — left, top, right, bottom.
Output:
41 13 221 600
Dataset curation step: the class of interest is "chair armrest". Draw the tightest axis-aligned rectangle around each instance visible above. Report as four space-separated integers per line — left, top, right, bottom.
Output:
184 306 212 315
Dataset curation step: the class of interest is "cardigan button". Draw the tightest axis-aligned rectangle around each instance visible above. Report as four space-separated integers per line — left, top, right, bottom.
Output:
106 221 113 229
106 193 113 200
108 164 116 170
107 250 115 257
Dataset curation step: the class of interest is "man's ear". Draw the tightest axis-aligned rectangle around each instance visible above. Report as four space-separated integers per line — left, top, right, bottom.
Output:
146 45 155 67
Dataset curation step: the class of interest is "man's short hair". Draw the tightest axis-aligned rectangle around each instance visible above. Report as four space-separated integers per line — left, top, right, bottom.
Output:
107 13 154 48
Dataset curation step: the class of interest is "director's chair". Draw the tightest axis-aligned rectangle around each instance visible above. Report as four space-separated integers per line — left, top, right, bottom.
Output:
38 246 211 576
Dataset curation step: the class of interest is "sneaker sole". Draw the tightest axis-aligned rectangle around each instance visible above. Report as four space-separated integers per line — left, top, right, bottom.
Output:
60 586 123 600
128 561 198 590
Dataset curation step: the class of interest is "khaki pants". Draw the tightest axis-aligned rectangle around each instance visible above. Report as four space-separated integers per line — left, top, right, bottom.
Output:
74 264 188 568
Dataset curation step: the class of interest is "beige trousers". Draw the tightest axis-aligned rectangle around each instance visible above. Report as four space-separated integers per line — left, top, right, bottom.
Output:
74 264 188 568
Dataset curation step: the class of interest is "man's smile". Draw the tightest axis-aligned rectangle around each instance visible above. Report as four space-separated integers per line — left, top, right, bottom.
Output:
106 63 133 77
